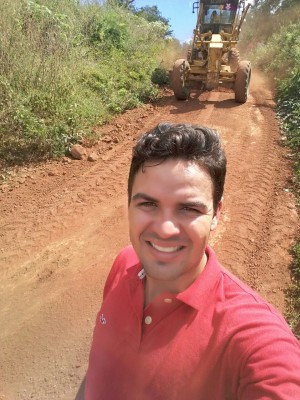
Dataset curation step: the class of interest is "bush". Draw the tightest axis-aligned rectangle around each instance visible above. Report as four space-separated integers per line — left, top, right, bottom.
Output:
151 67 169 86
277 69 300 152
253 23 300 79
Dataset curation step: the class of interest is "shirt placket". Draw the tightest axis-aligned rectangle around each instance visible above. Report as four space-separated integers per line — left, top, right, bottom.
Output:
142 293 183 336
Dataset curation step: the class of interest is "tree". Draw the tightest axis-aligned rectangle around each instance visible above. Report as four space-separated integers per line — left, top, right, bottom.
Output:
251 0 281 13
280 0 298 11
133 5 172 36
251 0 298 13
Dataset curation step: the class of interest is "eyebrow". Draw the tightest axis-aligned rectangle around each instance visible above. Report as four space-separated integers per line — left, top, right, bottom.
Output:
180 201 209 211
131 193 157 202
131 193 209 212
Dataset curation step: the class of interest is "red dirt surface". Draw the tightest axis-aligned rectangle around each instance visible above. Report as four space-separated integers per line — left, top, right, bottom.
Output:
0 71 298 400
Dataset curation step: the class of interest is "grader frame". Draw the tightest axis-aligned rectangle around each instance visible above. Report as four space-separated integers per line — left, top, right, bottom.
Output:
171 0 251 103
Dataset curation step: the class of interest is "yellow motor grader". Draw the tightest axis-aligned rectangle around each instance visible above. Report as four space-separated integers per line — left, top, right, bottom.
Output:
171 0 251 103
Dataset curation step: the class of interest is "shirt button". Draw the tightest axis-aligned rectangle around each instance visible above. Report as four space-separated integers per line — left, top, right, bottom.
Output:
164 298 173 303
144 316 152 325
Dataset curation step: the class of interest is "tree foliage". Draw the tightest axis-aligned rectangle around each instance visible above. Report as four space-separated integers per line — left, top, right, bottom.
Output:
251 0 298 13
132 5 172 37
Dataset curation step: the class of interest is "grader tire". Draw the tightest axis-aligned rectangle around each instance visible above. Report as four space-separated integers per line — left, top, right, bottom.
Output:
172 59 190 100
235 61 251 103
228 48 240 73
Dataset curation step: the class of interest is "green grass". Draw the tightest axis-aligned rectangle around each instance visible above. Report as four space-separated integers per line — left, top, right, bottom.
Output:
285 242 300 339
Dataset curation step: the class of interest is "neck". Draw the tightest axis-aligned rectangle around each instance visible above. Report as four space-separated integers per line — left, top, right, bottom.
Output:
144 278 170 308
144 252 207 308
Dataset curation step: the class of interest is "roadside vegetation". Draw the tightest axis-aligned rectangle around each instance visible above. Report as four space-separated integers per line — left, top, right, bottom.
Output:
0 0 299 335
241 0 300 337
0 0 182 167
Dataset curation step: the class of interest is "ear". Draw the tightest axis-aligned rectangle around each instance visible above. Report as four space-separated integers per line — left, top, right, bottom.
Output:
210 198 223 231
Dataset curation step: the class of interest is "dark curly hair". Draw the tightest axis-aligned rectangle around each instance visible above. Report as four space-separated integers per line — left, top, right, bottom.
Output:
128 122 227 211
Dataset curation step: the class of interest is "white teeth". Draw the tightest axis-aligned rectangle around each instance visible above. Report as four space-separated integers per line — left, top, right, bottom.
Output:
150 242 181 253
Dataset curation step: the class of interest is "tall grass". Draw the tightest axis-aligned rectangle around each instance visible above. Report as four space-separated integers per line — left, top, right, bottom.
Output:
0 0 182 166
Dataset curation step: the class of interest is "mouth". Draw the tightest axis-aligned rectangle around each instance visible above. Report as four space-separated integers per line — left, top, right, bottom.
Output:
147 241 184 253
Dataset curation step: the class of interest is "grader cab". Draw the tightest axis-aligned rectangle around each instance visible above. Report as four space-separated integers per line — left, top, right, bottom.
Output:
171 0 251 103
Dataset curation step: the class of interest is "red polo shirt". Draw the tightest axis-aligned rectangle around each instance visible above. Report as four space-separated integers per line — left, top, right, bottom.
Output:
85 246 300 400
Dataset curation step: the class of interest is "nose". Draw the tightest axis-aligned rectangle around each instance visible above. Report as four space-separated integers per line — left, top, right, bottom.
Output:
154 215 180 239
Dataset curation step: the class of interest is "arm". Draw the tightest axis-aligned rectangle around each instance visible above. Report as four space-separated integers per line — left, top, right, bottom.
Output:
238 331 300 399
228 307 300 399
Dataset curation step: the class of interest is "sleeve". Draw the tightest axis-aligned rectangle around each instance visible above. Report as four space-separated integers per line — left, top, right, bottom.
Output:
234 307 300 400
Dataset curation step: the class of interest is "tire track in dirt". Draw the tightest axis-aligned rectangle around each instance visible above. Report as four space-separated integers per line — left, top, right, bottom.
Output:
1 143 132 270
0 105 167 281
198 82 297 310
213 100 279 280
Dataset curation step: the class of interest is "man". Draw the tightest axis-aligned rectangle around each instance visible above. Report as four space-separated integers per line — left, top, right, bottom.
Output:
210 10 220 23
85 123 300 399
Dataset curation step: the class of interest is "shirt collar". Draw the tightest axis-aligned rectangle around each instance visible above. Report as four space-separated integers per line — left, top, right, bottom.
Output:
126 245 222 312
175 246 221 311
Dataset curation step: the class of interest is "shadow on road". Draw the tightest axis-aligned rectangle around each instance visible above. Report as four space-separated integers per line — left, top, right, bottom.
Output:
169 97 242 115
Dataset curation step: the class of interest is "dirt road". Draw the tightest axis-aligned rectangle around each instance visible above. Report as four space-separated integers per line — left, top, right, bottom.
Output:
0 71 298 400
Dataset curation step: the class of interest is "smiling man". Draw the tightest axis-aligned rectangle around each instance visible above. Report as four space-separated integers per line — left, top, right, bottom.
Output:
128 157 221 306
85 123 300 400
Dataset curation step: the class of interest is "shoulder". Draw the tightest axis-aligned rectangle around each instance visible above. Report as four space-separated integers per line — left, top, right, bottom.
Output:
112 245 139 273
205 247 298 345
103 245 140 298
210 256 300 390
215 265 300 359
113 245 139 267
218 266 290 330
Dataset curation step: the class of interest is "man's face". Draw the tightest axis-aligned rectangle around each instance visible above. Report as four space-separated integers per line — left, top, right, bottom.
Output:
128 159 222 293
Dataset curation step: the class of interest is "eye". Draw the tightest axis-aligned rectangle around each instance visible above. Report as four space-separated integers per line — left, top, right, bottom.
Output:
138 201 157 209
181 206 202 215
